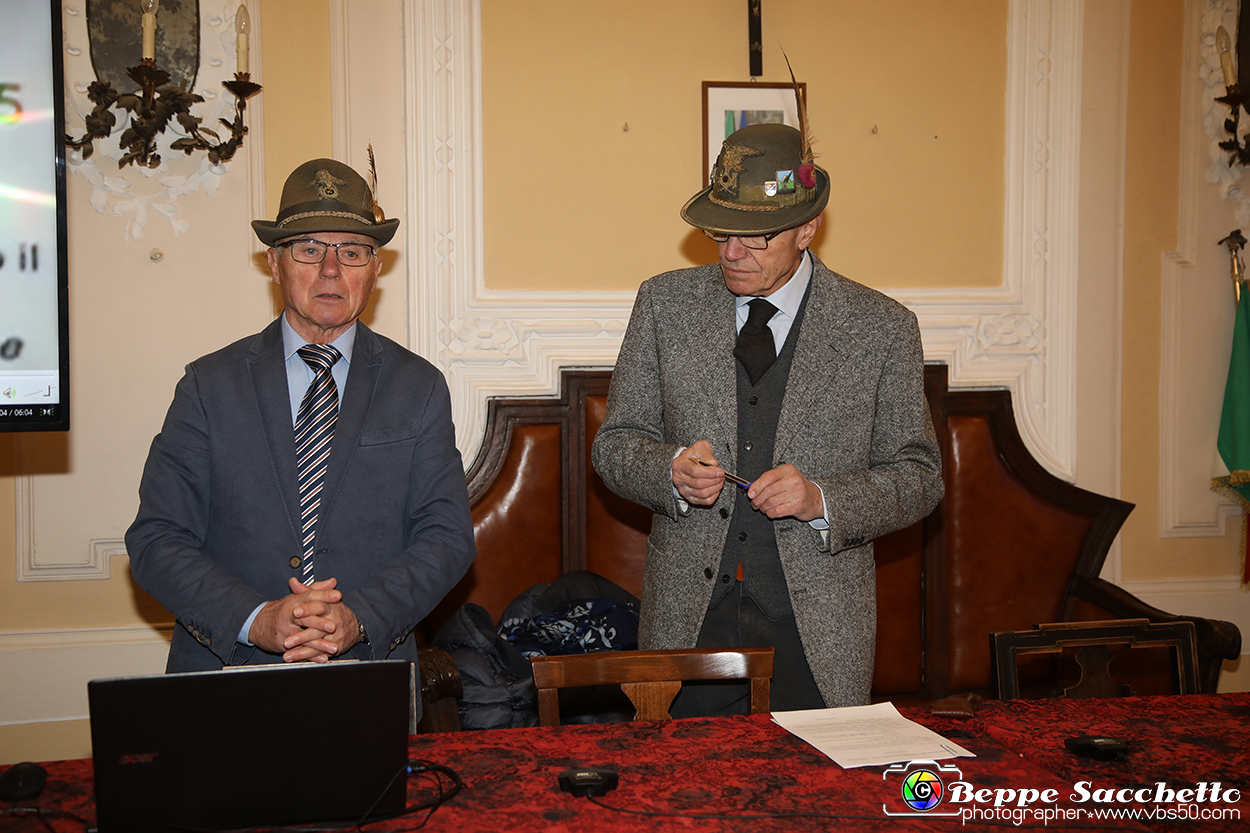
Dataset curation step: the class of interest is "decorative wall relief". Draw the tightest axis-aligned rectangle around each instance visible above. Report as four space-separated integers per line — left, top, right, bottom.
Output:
389 0 1079 479
977 314 1045 354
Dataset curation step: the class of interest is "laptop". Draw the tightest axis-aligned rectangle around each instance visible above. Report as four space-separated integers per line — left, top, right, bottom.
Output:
88 660 414 833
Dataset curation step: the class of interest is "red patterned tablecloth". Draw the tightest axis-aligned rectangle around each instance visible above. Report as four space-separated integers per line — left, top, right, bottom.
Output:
400 712 1146 832
953 694 1250 832
6 693 1248 832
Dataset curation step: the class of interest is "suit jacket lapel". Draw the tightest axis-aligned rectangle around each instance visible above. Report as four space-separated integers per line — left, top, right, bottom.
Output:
775 257 853 460
247 318 303 545
679 267 738 465
317 322 381 522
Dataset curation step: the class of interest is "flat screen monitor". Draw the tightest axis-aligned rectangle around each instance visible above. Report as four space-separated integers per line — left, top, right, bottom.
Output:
0 0 70 432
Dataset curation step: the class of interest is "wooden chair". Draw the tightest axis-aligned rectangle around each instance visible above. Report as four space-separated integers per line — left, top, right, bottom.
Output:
416 646 463 733
991 619 1200 700
530 647 774 727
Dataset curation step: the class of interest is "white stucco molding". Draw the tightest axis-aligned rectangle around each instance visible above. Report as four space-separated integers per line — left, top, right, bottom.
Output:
397 0 1080 479
0 624 172 725
1159 0 1242 538
15 474 115 581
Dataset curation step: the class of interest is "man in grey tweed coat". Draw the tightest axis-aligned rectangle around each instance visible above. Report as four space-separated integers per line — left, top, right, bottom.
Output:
591 123 943 712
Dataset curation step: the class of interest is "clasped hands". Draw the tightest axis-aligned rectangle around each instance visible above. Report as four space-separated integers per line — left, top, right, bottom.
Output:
248 576 362 663
672 439 824 522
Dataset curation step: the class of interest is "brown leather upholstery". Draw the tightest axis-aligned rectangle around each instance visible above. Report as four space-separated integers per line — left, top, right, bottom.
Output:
583 393 650 593
943 412 1093 691
417 366 1240 705
419 371 640 645
441 423 565 624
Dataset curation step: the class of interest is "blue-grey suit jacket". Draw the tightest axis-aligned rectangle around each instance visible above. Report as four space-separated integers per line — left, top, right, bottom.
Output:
126 317 476 673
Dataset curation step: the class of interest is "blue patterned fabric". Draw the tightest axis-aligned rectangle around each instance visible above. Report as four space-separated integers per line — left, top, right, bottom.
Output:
499 597 639 658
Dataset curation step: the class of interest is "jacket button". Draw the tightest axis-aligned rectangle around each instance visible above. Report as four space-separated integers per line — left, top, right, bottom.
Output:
288 556 300 569
744 441 753 451
721 574 731 584
748 395 758 405
719 508 729 519
738 532 748 542
704 567 714 579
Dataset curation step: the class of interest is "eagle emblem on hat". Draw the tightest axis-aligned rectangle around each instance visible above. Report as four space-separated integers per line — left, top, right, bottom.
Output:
714 143 764 197
310 170 348 200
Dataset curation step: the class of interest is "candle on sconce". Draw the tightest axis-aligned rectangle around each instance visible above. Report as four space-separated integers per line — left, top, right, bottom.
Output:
1219 25 1237 88
235 4 251 75
140 0 159 61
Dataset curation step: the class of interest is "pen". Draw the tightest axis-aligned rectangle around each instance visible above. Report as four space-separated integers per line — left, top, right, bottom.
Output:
688 457 751 489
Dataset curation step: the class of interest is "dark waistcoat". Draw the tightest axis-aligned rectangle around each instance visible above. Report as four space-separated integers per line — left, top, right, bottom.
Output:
709 284 812 618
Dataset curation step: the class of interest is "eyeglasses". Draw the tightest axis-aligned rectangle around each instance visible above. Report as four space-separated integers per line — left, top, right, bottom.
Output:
279 238 377 267
702 229 786 250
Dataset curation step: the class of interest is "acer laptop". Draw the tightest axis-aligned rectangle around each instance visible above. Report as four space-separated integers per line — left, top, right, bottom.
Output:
88 660 413 832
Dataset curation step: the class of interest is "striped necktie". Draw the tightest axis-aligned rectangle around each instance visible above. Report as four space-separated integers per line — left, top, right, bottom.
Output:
294 344 341 586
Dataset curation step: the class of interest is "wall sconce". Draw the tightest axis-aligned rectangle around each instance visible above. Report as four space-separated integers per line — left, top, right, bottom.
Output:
65 1 259 169
1216 25 1250 166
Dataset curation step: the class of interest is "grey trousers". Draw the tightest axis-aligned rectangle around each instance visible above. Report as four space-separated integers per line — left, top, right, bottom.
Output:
669 579 824 717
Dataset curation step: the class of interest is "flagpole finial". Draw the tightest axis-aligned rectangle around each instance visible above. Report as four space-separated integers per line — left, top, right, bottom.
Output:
1220 229 1248 304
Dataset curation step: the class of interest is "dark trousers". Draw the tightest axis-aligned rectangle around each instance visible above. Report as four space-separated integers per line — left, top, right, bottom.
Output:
669 580 824 717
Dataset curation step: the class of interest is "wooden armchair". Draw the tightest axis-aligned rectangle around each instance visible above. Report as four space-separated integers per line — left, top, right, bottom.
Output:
417 645 464 733
991 619 1200 700
530 647 774 726
413 366 1240 729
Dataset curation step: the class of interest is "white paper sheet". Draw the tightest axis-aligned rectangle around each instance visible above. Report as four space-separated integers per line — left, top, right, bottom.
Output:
771 702 976 768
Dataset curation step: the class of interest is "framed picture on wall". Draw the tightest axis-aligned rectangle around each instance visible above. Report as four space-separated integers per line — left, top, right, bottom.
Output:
702 81 806 185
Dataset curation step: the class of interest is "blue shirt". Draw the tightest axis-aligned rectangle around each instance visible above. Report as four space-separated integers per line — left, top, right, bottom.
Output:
281 315 356 424
239 315 358 645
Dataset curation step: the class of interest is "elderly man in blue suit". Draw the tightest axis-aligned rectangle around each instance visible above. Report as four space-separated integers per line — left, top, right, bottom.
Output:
127 158 475 674
592 124 943 713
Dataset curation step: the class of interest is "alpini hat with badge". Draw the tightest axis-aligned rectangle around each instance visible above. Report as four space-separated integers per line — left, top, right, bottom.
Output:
681 122 830 236
252 157 399 247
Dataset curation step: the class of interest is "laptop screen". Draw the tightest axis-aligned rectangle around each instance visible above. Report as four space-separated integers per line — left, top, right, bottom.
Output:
88 660 413 833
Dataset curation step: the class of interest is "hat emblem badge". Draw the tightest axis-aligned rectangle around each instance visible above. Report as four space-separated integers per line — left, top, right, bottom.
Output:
310 170 348 200
714 143 764 197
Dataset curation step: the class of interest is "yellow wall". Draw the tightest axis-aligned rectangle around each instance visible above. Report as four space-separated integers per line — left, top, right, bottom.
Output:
260 0 333 214
481 0 1006 292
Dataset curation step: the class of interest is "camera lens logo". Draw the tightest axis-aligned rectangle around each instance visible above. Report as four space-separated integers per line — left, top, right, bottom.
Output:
900 769 943 811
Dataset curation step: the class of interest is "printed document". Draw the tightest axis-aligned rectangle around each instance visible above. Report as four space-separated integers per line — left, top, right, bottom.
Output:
772 702 976 768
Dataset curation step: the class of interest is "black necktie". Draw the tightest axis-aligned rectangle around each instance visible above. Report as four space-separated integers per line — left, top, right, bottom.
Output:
294 344 341 586
734 299 778 386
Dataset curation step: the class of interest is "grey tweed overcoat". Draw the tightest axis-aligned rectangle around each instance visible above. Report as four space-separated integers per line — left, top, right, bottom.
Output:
591 254 944 707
